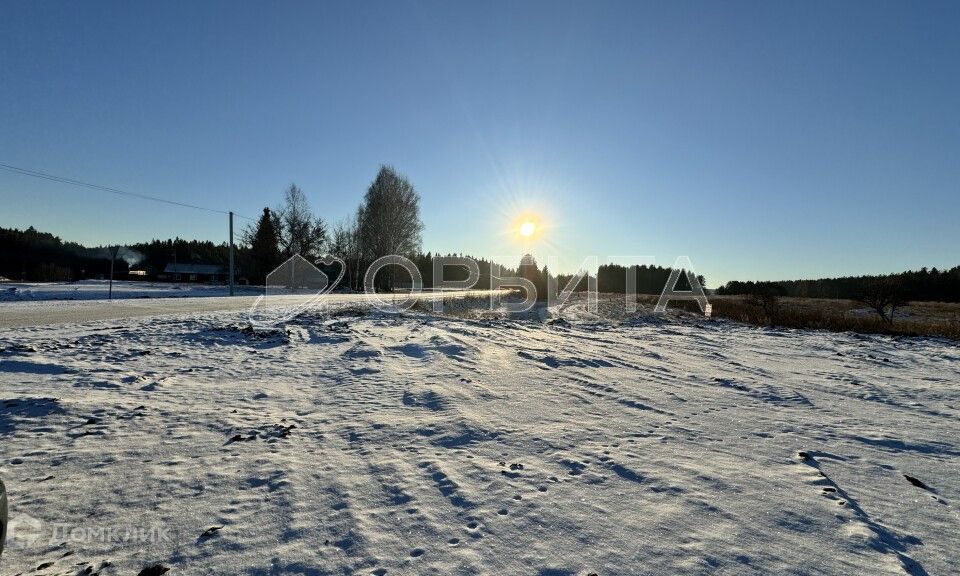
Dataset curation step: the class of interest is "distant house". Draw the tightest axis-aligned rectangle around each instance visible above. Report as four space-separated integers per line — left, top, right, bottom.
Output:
160 263 228 283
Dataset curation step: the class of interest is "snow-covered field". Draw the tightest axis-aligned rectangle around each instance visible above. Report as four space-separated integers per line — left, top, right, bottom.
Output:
0 280 261 302
1 297 958 575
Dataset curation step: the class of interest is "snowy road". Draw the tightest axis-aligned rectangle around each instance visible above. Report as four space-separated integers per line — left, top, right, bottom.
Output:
0 291 498 328
1 300 957 575
0 296 264 328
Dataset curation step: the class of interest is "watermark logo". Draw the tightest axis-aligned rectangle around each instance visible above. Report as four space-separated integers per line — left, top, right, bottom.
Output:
50 522 171 545
7 514 43 549
248 253 345 327
654 256 710 316
248 254 710 327
5 514 171 548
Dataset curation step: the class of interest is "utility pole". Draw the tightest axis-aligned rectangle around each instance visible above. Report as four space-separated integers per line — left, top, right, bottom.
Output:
108 246 120 300
229 211 235 296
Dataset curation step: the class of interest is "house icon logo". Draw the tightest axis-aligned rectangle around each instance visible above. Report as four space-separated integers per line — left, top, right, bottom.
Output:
248 253 345 328
7 513 43 549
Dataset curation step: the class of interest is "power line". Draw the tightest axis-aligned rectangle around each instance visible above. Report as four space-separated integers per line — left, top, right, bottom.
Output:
0 162 255 221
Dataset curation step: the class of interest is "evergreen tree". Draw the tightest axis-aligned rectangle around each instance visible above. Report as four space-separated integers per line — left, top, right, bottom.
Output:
246 208 282 285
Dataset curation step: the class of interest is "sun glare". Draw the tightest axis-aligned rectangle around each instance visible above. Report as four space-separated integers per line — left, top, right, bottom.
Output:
507 209 547 244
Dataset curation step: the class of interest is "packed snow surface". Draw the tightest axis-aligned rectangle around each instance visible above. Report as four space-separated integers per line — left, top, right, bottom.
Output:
0 299 958 575
0 280 262 303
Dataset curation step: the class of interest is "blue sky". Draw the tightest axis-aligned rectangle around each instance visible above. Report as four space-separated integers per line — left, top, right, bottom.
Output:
1 1 958 286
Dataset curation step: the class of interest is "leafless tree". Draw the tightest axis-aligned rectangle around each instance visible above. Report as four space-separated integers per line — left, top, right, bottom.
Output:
276 184 327 260
357 166 423 289
330 212 363 291
858 278 907 324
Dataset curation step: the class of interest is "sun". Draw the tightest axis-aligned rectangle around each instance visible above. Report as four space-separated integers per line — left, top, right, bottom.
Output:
509 212 545 243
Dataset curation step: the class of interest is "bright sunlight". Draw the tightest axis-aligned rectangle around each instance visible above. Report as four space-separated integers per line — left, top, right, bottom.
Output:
511 213 544 243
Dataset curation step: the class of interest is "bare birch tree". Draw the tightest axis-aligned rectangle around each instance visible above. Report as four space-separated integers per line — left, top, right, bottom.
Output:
357 166 423 290
276 184 327 260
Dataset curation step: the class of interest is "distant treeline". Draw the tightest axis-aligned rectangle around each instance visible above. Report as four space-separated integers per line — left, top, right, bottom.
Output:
0 226 232 281
394 257 702 298
716 267 960 303
10 223 954 304
333 253 554 294
128 238 231 274
597 264 704 294
0 224 704 300
0 226 122 281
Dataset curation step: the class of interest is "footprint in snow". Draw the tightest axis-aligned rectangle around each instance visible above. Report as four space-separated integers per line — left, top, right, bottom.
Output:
226 432 257 444
226 423 296 444
559 459 587 476
498 461 524 478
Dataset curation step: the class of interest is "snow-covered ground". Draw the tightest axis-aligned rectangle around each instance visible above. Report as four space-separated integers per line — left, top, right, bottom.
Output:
0 297 958 575
0 280 262 303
